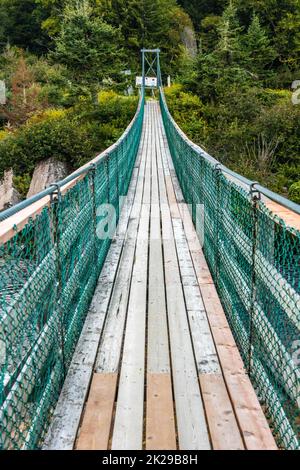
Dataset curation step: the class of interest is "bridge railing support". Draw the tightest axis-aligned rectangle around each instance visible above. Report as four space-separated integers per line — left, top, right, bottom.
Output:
50 186 67 380
248 186 260 375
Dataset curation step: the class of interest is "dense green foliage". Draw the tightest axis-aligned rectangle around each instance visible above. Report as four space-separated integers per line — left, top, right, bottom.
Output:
0 0 191 199
95 0 192 74
177 0 224 31
289 181 300 203
170 1 300 202
0 0 50 53
0 91 138 193
179 0 300 74
0 0 299 202
52 3 125 88
165 84 300 198
0 0 192 72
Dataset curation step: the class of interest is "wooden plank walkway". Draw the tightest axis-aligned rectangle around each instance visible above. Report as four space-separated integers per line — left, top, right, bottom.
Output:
43 101 277 451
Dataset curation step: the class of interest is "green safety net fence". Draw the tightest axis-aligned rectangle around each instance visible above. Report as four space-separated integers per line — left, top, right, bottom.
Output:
160 88 300 450
0 93 144 450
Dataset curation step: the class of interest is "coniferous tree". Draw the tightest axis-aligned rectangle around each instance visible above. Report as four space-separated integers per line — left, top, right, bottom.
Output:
52 1 125 87
236 0 300 70
34 0 67 38
96 0 192 74
186 2 250 101
216 1 243 65
242 14 277 77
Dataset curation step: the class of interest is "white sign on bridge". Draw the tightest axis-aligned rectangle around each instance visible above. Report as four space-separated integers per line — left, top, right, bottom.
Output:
136 76 157 88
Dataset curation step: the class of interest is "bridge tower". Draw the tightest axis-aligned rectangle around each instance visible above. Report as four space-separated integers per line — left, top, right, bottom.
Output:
140 48 161 90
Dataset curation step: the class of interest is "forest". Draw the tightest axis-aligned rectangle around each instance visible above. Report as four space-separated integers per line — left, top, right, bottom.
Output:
0 0 299 201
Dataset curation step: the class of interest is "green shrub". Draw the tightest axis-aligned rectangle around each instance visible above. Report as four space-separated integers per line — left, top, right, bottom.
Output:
289 182 300 204
0 92 138 184
0 129 9 141
13 173 31 198
95 90 138 127
164 85 207 142
0 114 94 177
165 82 300 203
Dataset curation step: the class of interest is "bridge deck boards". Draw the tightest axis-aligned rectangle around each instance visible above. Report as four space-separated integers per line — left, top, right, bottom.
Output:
44 101 277 451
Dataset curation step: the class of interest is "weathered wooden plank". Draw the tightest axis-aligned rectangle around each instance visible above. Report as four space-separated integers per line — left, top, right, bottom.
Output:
111 204 150 450
148 104 170 374
179 204 214 285
199 374 244 450
76 373 117 450
172 218 220 375
146 374 176 450
96 111 149 374
42 366 93 450
158 105 220 378
199 279 277 450
165 176 181 219
161 210 210 450
265 201 300 231
145 105 175 450
225 372 277 450
0 196 51 244
160 118 185 205
148 243 169 372
111 118 151 449
95 231 138 373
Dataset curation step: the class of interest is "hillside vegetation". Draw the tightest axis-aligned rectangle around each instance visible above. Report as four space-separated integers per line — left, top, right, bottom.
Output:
174 0 300 201
0 0 191 195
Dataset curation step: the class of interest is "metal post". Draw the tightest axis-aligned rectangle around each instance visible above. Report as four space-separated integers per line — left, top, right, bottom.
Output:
214 164 222 284
141 48 161 90
248 183 261 375
49 185 66 379
157 49 160 87
88 163 98 270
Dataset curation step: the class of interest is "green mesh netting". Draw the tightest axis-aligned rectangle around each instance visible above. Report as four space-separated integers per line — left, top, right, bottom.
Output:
0 95 144 450
1 86 299 451
160 89 300 450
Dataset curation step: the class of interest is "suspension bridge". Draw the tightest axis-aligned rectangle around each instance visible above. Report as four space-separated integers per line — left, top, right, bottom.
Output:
0 51 299 451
